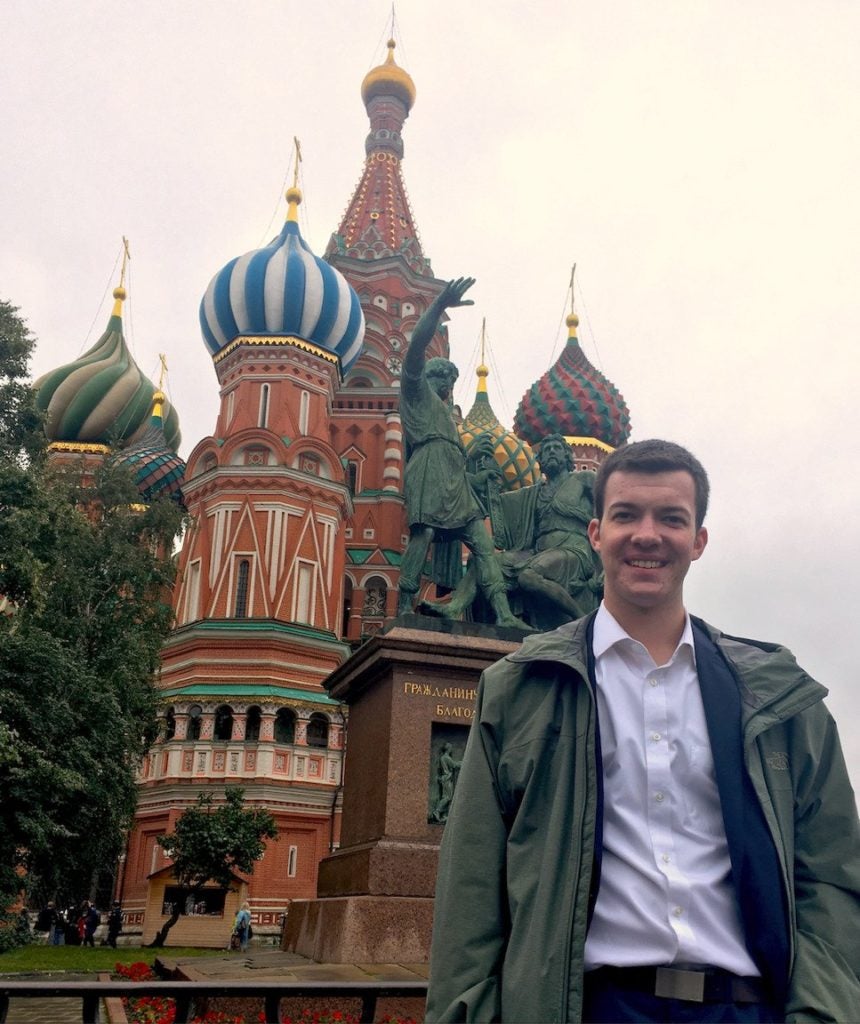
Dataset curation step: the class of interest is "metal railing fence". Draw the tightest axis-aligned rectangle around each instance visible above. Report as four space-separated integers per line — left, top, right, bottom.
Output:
0 977 429 1024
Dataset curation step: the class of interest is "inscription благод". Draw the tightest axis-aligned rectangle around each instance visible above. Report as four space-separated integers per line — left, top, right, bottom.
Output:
402 681 476 720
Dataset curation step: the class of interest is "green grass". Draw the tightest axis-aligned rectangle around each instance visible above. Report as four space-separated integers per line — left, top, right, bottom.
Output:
0 944 217 973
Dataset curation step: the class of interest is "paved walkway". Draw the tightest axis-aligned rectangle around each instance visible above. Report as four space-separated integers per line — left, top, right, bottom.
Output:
0 974 97 1024
158 947 429 983
3 996 83 1024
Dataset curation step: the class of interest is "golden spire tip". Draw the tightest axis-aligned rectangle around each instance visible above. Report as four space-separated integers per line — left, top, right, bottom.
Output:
287 137 303 222
112 237 131 316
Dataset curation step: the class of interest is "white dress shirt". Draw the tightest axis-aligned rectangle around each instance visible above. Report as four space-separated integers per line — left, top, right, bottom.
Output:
583 604 759 976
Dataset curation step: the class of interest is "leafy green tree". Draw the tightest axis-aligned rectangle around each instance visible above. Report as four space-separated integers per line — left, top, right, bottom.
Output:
0 463 186 911
0 300 187 931
151 787 277 947
0 299 43 466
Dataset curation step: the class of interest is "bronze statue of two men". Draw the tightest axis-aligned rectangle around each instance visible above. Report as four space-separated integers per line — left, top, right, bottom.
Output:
398 277 601 630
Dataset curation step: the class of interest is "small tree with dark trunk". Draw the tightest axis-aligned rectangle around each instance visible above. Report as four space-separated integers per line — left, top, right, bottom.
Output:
150 787 277 947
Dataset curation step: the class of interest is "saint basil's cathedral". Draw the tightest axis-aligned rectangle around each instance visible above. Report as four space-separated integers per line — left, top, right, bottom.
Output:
33 38 630 941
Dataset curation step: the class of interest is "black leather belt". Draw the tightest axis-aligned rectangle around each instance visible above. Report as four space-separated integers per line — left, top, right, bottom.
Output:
585 965 768 1004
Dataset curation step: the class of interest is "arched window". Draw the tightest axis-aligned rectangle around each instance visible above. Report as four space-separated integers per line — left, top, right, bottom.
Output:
341 577 353 637
259 383 270 428
245 706 262 742
274 708 296 744
362 576 388 618
164 708 176 741
187 705 203 741
235 559 250 618
214 705 234 742
306 713 329 748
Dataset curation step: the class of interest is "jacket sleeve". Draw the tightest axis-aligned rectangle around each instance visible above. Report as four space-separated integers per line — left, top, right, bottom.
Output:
785 707 860 1022
425 673 510 1023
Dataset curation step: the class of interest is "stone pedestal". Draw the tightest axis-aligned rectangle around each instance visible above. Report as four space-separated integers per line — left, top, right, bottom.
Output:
282 616 521 963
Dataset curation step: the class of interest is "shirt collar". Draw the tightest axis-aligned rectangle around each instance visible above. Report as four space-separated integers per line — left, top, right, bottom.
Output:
593 602 696 666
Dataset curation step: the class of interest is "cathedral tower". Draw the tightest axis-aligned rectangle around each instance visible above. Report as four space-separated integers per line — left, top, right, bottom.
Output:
326 39 452 637
123 186 361 940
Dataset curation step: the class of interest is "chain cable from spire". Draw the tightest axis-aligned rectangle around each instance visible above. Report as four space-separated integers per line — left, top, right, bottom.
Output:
390 5 410 69
78 248 123 356
369 16 391 72
575 270 605 371
125 258 136 357
546 289 571 368
485 327 513 421
295 141 313 243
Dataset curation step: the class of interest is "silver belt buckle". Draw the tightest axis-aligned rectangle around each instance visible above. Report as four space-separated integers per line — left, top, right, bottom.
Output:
655 967 706 1002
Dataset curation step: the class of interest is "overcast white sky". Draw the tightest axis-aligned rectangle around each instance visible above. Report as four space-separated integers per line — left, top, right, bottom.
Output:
2 0 858 789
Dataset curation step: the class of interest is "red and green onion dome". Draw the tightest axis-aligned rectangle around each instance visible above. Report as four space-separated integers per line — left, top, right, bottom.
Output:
513 313 630 448
33 288 181 451
113 391 186 504
459 363 540 491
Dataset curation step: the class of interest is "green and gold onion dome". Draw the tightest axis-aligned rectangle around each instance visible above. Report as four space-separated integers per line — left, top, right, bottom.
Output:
33 287 181 451
459 362 540 491
112 390 186 504
513 312 630 448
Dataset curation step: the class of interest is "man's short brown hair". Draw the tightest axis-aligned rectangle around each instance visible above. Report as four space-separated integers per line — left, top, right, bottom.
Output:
594 439 710 528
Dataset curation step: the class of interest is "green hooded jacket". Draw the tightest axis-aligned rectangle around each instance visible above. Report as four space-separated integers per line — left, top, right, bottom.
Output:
426 614 860 1022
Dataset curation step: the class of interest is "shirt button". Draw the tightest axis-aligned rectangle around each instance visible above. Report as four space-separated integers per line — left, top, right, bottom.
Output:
650 732 661 742
648 677 659 687
673 906 683 917
661 854 670 863
654 791 665 803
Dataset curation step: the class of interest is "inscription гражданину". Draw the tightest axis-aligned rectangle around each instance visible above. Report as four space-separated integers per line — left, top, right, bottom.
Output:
402 681 476 719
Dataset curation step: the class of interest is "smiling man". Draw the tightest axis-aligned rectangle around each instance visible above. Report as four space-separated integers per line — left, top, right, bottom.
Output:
426 439 859 1023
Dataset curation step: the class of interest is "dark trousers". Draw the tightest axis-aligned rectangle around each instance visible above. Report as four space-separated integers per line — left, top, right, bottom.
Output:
583 972 781 1023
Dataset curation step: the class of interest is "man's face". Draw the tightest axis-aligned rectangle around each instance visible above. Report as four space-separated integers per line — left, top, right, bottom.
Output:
587 469 707 618
427 369 455 400
538 439 569 479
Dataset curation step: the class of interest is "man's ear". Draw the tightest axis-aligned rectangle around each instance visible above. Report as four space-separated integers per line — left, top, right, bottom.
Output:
587 518 601 553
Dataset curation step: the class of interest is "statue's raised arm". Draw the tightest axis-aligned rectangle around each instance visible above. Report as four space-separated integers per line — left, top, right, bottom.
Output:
403 277 475 377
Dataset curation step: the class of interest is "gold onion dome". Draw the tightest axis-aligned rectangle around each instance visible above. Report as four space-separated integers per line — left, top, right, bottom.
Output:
361 39 416 112
459 362 540 491
33 280 181 451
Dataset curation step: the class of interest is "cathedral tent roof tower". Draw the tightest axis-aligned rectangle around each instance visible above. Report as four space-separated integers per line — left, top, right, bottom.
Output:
34 250 181 453
326 39 430 278
513 272 630 466
199 185 365 373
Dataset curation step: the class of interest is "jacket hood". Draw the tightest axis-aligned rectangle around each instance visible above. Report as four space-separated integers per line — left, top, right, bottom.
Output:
691 616 827 722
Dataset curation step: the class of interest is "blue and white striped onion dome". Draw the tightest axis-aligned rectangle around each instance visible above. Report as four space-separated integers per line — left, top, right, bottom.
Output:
199 187 365 371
